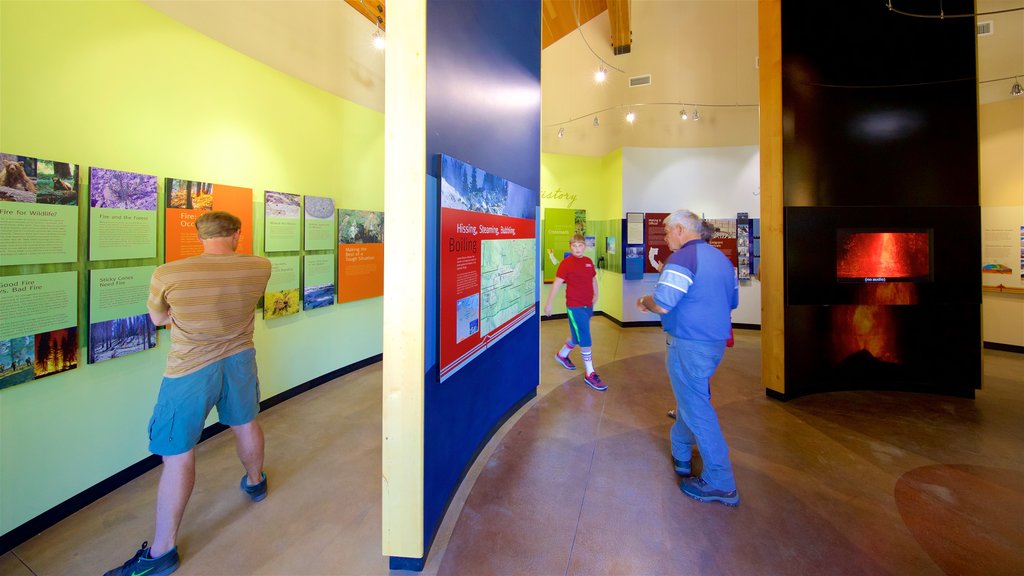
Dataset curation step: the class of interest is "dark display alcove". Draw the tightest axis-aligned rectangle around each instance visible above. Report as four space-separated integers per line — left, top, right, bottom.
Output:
779 0 980 399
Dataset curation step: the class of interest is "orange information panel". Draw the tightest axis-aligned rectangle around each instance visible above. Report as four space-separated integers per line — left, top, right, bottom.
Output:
337 242 383 303
164 180 253 263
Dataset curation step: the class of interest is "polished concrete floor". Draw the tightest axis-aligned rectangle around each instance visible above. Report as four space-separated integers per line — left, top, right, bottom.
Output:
3 317 1022 575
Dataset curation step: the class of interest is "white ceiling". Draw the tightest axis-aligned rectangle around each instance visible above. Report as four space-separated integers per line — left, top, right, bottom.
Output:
144 0 1022 157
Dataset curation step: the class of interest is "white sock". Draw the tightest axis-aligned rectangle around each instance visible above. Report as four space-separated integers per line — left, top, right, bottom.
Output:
582 350 594 375
559 341 574 358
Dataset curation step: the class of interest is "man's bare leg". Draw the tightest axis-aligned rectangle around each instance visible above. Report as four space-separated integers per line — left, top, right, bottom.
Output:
151 450 195 557
232 420 264 485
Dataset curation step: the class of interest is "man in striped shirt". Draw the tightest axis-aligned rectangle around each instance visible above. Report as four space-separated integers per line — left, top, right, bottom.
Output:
636 209 740 507
107 211 271 576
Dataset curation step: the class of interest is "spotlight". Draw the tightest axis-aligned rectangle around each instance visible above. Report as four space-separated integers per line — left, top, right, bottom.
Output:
372 15 385 50
692 108 700 121
594 67 607 83
625 111 635 124
557 127 564 138
593 116 599 127
679 109 688 121
1012 79 1023 97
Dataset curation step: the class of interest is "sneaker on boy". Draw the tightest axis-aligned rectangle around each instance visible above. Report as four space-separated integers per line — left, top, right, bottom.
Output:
104 542 180 576
680 476 739 507
584 371 607 391
554 353 576 371
240 471 268 502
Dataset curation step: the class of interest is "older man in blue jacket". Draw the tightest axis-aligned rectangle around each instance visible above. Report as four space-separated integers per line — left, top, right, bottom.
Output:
636 209 740 506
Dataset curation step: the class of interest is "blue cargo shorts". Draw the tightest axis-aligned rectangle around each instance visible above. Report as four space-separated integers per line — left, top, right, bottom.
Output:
148 348 260 456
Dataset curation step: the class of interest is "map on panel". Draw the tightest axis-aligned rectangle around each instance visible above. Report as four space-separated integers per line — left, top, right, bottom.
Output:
479 238 536 336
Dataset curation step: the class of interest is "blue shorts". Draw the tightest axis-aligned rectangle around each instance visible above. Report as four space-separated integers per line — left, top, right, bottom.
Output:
148 348 261 456
566 306 593 347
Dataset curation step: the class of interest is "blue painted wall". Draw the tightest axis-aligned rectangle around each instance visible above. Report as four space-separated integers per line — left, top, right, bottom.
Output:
422 0 541 557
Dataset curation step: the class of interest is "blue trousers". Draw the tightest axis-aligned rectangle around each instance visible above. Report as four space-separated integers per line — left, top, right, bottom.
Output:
667 335 736 492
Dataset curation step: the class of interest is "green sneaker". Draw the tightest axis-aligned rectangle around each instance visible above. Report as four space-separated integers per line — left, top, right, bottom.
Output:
104 542 179 576
240 471 268 502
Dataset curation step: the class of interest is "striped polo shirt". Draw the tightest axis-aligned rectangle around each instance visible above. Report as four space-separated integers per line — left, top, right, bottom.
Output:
148 252 272 377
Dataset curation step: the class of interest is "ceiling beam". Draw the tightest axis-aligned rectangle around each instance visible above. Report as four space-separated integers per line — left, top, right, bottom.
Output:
542 0 606 49
607 0 630 54
345 0 386 31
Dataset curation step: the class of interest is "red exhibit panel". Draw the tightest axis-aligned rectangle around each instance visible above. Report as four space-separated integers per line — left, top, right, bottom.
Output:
644 212 669 273
439 207 535 381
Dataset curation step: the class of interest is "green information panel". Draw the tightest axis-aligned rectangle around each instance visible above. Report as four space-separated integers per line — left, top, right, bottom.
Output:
264 191 301 252
0 271 78 341
543 207 577 282
89 209 158 261
304 196 336 251
88 167 158 261
303 253 335 310
0 204 79 265
265 256 301 319
89 266 155 323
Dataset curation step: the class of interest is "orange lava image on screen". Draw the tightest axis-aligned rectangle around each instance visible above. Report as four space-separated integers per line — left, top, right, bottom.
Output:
837 232 929 280
832 305 902 364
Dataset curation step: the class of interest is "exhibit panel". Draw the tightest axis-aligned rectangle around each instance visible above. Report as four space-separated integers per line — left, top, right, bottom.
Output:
88 167 158 261
0 271 79 390
264 190 302 253
165 179 254 262
0 154 79 266
336 209 384 303
438 154 536 382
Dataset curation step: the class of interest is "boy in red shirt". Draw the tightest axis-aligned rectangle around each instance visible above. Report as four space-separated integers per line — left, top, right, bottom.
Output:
543 234 605 390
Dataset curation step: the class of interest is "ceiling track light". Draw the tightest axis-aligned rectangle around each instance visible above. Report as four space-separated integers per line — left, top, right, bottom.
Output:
557 127 565 138
692 108 700 121
1012 78 1023 97
594 67 608 83
372 15 385 50
593 116 599 127
679 108 688 121
625 111 636 124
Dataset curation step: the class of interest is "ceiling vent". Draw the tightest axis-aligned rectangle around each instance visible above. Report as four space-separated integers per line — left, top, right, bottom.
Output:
629 74 652 88
977 21 993 36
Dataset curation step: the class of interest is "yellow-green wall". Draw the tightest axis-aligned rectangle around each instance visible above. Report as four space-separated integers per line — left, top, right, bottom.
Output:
540 151 623 319
0 0 384 535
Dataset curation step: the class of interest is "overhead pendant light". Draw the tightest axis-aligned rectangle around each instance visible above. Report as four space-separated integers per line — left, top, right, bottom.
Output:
1012 78 1023 97
593 116 600 127
557 127 565 138
625 111 636 124
594 67 608 83
679 108 688 121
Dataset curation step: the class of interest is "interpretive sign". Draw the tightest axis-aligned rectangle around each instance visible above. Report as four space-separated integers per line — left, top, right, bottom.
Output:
0 271 78 389
304 196 336 251
264 256 301 320
88 266 158 363
165 178 252 263
89 167 158 261
303 253 335 310
0 153 79 265
337 209 384 303
438 154 536 382
264 191 301 253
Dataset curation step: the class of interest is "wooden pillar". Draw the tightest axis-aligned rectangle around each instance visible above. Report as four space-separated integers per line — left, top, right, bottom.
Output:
758 0 785 397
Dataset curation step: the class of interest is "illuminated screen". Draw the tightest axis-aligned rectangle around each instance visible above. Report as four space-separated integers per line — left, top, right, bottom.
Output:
836 230 931 283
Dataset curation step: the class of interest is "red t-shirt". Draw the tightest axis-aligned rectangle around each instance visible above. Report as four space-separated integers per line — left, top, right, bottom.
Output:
556 255 596 307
